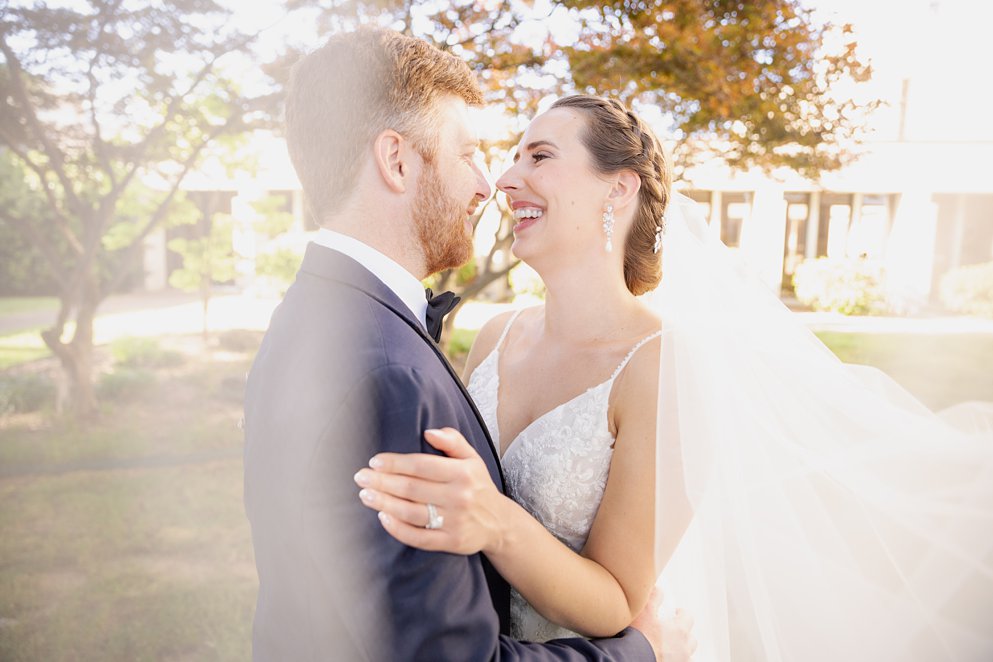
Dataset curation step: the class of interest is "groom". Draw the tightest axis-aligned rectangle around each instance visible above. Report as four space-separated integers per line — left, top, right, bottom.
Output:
244 27 675 660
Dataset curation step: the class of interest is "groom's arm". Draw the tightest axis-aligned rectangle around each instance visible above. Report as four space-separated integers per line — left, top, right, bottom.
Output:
309 363 654 661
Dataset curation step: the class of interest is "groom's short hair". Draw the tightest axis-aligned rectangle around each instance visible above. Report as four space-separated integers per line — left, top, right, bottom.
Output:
285 27 483 225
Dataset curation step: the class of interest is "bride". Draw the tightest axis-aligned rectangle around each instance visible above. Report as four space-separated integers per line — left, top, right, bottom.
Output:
353 95 993 660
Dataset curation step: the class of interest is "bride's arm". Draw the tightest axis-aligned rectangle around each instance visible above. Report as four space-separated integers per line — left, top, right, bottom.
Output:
355 343 693 638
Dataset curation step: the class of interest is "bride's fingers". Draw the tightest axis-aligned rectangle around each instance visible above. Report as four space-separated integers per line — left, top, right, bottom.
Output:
358 488 436 527
376 511 452 552
423 427 480 460
368 451 457 482
354 468 447 505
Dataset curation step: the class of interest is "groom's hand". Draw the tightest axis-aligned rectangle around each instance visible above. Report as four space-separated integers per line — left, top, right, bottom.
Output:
631 589 697 662
353 427 509 555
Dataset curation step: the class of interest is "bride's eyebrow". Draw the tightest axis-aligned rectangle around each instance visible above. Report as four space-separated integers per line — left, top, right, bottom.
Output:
512 139 560 163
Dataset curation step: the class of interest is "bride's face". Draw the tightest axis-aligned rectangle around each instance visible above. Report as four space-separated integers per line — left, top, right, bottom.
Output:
496 108 612 268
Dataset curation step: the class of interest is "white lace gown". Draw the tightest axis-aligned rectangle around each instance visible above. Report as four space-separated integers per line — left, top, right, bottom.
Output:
466 310 661 642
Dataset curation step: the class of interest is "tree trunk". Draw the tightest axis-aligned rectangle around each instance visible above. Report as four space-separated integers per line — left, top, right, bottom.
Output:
42 278 100 419
439 258 520 356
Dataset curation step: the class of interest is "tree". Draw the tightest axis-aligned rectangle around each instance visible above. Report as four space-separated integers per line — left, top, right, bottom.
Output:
287 0 874 336
560 0 874 176
167 211 237 343
0 1 275 417
252 194 305 296
0 148 62 295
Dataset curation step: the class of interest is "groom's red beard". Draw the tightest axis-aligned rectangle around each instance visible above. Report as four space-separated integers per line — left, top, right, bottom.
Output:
414 160 475 276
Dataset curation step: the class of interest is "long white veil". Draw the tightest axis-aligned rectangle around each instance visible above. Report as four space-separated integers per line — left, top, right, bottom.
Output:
649 193 993 661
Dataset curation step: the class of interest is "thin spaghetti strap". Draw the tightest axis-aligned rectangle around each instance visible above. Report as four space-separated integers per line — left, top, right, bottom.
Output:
494 308 525 352
610 330 663 381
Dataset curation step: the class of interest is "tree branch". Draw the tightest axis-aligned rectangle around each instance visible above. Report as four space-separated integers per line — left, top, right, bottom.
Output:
103 32 259 214
0 134 85 255
102 114 244 297
85 0 126 186
0 35 85 218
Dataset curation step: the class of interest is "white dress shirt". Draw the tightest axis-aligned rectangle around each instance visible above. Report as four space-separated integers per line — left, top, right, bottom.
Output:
311 229 428 330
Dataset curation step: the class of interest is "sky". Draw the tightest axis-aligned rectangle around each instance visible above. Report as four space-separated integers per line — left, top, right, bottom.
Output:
807 0 993 141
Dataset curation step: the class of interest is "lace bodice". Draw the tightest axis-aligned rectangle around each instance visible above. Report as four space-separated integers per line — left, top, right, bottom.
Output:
467 309 661 643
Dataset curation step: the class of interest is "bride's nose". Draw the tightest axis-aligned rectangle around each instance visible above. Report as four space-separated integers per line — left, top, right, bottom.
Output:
496 162 522 194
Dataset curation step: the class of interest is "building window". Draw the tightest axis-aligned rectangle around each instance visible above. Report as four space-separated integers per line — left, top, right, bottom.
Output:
849 193 891 259
782 192 811 290
721 192 749 247
818 193 853 258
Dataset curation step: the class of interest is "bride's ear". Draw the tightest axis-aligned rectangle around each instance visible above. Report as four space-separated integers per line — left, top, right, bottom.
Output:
608 169 642 212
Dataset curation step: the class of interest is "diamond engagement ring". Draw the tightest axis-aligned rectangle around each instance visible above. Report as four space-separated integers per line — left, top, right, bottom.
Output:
425 503 444 530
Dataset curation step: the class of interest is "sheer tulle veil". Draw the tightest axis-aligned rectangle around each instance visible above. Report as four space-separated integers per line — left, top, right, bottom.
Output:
647 193 993 661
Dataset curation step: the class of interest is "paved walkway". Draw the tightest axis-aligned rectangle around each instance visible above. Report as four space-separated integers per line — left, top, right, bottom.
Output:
0 291 201 336
3 291 992 343
0 291 282 342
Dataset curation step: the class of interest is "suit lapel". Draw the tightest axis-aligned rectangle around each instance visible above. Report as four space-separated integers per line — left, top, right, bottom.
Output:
300 244 506 491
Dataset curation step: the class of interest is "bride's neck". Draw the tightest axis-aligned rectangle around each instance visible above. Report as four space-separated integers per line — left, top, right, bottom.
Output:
539 269 642 345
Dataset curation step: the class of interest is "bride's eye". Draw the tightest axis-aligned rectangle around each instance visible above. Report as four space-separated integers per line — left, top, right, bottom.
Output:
532 152 551 163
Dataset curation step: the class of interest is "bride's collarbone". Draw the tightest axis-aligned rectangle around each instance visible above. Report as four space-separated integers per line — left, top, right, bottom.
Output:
499 347 621 415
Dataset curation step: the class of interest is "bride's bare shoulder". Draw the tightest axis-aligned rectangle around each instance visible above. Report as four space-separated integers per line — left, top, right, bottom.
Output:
461 306 541 383
610 325 662 438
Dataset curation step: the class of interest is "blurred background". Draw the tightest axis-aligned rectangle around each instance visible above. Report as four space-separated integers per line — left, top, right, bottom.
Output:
1 0 991 659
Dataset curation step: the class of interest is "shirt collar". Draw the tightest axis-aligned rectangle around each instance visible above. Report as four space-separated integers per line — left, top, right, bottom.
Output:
312 228 427 329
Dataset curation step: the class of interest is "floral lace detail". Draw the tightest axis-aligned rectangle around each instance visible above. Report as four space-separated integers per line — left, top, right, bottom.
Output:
466 311 660 642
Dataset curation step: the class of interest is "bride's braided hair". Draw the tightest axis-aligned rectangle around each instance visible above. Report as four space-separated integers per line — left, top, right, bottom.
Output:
550 95 672 295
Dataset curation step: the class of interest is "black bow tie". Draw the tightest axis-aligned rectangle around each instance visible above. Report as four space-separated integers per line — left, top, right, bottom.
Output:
424 288 460 343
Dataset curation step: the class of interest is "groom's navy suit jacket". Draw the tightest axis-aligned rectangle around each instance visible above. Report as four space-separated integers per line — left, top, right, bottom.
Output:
244 244 652 661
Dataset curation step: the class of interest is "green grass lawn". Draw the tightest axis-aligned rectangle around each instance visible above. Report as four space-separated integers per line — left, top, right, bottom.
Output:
0 297 58 317
0 337 257 661
815 331 993 409
0 325 990 660
0 330 50 371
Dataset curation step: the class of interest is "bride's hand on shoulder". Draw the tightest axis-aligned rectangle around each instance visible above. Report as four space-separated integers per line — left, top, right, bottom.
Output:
353 427 510 554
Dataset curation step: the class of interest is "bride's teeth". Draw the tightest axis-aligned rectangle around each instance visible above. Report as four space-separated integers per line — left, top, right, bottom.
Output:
514 208 544 220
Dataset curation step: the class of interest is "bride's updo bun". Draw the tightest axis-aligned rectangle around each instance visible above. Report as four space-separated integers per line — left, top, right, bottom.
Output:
550 95 671 296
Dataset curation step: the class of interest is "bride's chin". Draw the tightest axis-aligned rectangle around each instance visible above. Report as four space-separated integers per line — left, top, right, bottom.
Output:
509 238 532 261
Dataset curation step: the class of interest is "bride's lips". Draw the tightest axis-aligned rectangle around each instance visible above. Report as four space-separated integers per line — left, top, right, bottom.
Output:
510 200 545 234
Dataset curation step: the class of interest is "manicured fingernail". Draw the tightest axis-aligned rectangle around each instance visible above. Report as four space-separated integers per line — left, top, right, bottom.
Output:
353 470 370 486
378 512 391 525
359 489 376 503
369 456 384 469
425 428 441 435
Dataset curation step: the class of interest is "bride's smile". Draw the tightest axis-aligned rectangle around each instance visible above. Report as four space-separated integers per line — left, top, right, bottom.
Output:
510 200 545 233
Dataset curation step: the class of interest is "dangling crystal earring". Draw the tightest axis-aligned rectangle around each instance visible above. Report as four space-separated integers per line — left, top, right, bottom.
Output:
602 204 615 253
653 224 663 254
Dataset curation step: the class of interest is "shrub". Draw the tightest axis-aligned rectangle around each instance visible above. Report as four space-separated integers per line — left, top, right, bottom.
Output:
97 368 155 401
940 261 993 318
508 262 546 302
110 337 183 369
793 257 887 315
255 247 303 296
216 330 263 354
447 328 478 359
0 373 55 414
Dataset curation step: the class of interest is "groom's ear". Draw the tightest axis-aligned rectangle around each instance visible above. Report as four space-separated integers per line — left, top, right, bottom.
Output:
608 169 642 211
373 129 409 194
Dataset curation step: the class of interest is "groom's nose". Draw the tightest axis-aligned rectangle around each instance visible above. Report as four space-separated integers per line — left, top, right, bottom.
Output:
472 159 492 203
